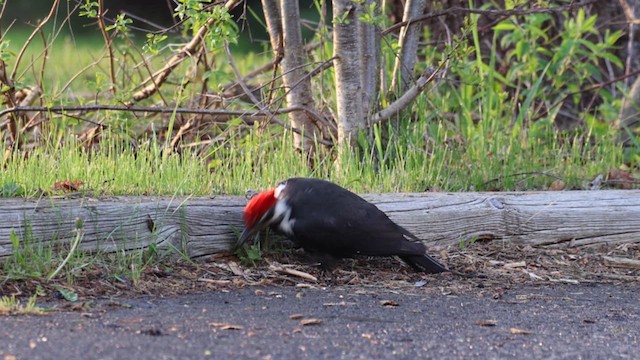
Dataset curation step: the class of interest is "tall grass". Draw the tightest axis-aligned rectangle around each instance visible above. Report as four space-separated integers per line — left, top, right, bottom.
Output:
1 112 621 197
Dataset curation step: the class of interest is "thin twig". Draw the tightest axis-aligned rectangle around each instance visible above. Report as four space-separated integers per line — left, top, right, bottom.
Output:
223 43 333 146
618 0 637 89
97 0 116 94
10 0 60 80
381 1 598 36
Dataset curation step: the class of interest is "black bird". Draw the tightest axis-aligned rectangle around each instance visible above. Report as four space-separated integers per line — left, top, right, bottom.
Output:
235 178 447 273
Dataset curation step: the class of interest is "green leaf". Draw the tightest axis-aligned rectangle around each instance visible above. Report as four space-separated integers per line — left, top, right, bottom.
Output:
54 286 78 302
493 22 517 31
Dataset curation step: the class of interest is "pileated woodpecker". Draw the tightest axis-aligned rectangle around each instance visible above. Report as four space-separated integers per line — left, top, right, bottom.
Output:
235 178 447 273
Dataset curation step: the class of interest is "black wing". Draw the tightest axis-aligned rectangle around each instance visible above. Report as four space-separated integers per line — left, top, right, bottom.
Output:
282 178 429 257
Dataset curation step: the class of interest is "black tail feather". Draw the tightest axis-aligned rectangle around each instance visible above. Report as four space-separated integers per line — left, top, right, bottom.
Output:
400 254 448 273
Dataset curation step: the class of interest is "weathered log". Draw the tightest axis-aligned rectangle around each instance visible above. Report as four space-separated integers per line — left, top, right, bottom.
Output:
1 190 639 261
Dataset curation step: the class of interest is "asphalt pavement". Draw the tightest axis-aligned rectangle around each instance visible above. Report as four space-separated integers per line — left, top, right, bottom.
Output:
0 282 638 359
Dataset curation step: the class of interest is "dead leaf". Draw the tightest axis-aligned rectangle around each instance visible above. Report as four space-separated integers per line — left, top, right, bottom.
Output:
300 318 322 326
522 269 543 280
118 317 144 324
380 300 399 307
322 302 356 307
606 169 636 189
269 265 317 282
547 277 579 284
227 261 245 277
53 180 84 192
295 283 317 289
503 261 526 269
198 278 231 285
289 314 304 320
510 328 532 335
361 333 379 344
548 179 565 191
210 322 243 330
476 320 498 326
603 256 640 269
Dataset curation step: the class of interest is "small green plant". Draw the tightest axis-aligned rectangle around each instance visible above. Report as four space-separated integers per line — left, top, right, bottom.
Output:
78 0 98 18
1 180 25 197
105 13 133 37
236 243 263 267
0 294 46 315
3 228 54 279
458 236 479 250
143 34 169 55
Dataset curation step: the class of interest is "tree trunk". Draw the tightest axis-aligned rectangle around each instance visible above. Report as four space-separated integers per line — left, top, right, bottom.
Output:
390 0 426 93
279 1 321 154
358 0 381 116
1 191 639 261
333 0 365 147
261 0 284 60
619 73 640 146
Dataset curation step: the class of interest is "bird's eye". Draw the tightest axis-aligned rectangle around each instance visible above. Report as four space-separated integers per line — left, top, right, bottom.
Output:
245 189 258 200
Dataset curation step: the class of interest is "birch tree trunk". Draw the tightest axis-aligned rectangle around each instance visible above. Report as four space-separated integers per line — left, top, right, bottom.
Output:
333 0 365 147
261 1 321 155
358 0 381 115
261 0 284 61
619 74 640 146
390 0 426 93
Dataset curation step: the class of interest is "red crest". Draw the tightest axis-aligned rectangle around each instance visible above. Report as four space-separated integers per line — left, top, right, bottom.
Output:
243 189 276 228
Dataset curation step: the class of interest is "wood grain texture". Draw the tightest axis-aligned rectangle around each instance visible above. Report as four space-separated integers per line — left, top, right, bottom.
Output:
1 190 639 260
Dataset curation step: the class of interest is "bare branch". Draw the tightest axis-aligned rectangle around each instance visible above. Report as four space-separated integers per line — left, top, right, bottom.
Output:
390 0 425 93
128 0 242 104
223 44 333 146
618 0 638 89
371 66 440 125
10 0 60 80
0 104 317 120
98 0 116 94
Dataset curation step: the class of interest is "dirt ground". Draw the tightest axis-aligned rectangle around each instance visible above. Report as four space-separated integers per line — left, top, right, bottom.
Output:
2 241 639 305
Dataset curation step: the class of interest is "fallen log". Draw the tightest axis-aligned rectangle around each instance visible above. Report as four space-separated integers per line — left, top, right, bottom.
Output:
0 190 639 260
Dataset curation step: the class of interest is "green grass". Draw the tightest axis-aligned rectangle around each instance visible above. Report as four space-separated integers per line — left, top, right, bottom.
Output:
1 136 212 197
0 114 623 197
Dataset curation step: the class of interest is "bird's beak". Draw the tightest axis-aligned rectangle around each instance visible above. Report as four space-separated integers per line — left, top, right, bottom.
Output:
235 204 276 251
234 226 257 250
